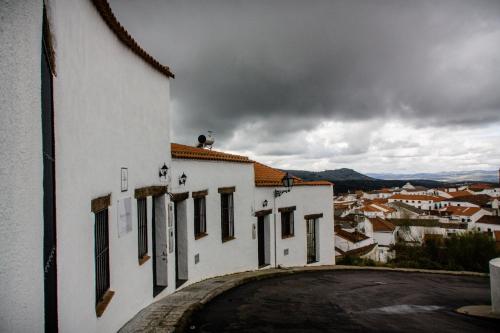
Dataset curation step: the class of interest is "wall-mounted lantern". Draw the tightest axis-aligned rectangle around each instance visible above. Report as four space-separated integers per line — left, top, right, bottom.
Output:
274 172 294 198
178 172 187 186
159 163 169 181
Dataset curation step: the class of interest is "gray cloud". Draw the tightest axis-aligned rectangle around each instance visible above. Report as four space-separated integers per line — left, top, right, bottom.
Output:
110 0 500 171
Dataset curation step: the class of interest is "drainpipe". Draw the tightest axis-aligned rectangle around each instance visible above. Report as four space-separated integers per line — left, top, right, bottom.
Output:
273 194 278 268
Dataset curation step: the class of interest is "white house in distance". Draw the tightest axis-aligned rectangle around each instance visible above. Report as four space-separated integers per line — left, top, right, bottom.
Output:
388 194 445 210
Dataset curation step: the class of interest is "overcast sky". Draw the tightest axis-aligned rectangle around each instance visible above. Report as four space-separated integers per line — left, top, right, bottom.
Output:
110 0 500 173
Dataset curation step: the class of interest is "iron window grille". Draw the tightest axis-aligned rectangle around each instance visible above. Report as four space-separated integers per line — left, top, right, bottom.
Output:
194 197 207 237
137 198 148 259
281 211 294 238
221 193 234 240
94 208 110 305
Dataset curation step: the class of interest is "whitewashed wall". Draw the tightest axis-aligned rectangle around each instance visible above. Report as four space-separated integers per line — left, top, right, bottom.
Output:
335 235 373 253
254 185 335 267
373 231 395 247
48 0 171 332
170 159 257 284
0 2 45 332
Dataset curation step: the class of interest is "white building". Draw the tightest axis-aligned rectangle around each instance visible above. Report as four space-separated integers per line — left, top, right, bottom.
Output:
1 1 174 332
1 2 337 332
253 162 335 267
335 226 374 253
388 194 445 210
440 206 488 224
367 218 396 263
167 144 335 282
474 216 500 234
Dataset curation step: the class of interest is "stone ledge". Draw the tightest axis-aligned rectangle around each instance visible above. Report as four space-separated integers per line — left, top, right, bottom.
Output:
119 265 489 333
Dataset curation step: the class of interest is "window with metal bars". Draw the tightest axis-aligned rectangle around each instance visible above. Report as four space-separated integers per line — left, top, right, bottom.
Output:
281 211 294 238
94 209 110 305
137 198 148 259
221 193 234 241
194 197 207 238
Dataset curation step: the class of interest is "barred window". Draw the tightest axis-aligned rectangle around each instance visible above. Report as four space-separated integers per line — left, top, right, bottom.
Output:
221 193 234 241
281 211 294 238
194 197 207 238
137 198 148 259
94 209 110 305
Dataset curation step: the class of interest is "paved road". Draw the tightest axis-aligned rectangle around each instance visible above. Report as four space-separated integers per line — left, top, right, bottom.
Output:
187 270 497 332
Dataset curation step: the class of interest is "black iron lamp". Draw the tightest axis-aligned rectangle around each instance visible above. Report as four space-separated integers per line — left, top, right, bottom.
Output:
178 172 187 186
274 172 294 198
159 163 169 179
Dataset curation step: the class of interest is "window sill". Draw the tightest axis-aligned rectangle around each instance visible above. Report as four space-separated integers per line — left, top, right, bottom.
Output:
138 255 151 266
282 234 294 239
195 232 208 240
96 290 115 318
222 236 236 243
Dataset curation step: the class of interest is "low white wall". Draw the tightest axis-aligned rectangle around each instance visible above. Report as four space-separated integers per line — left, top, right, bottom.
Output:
491 258 500 314
0 2 45 332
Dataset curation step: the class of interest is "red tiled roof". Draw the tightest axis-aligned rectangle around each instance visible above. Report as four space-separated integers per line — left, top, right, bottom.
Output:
171 143 252 163
469 183 493 190
449 194 492 207
342 243 378 257
447 190 473 198
390 194 445 202
369 217 396 232
442 206 482 217
335 225 370 243
476 215 500 225
91 0 174 78
253 162 332 187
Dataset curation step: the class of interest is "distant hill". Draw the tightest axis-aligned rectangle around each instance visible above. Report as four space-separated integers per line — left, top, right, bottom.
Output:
367 170 498 183
285 168 445 194
285 168 374 181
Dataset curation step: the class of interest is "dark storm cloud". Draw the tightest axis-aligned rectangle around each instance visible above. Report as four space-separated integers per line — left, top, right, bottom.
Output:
110 0 500 146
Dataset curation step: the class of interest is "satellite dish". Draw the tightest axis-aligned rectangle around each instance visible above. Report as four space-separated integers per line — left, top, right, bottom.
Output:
198 135 207 144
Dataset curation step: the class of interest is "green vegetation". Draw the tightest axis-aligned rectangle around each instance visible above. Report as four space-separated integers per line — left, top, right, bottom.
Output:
336 255 377 266
389 231 498 272
337 231 498 273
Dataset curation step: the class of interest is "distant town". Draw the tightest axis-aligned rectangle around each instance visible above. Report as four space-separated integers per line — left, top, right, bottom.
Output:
331 179 500 263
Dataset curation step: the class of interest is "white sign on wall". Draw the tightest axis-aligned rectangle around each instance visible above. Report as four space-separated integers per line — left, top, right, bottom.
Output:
117 197 132 237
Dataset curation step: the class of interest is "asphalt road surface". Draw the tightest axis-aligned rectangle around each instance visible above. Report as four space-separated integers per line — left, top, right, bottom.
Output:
186 270 497 333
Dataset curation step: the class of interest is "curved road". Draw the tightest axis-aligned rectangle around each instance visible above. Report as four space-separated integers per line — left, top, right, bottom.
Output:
187 270 496 332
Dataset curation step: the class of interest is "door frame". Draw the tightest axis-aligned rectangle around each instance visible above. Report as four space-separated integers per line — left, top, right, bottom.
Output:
306 218 317 264
42 7 58 331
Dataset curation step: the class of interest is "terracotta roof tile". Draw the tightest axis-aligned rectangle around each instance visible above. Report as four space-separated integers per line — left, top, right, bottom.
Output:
253 162 332 187
91 0 174 78
369 217 396 232
476 215 500 225
171 143 252 163
442 206 482 217
334 225 370 243
447 190 473 198
390 194 445 202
